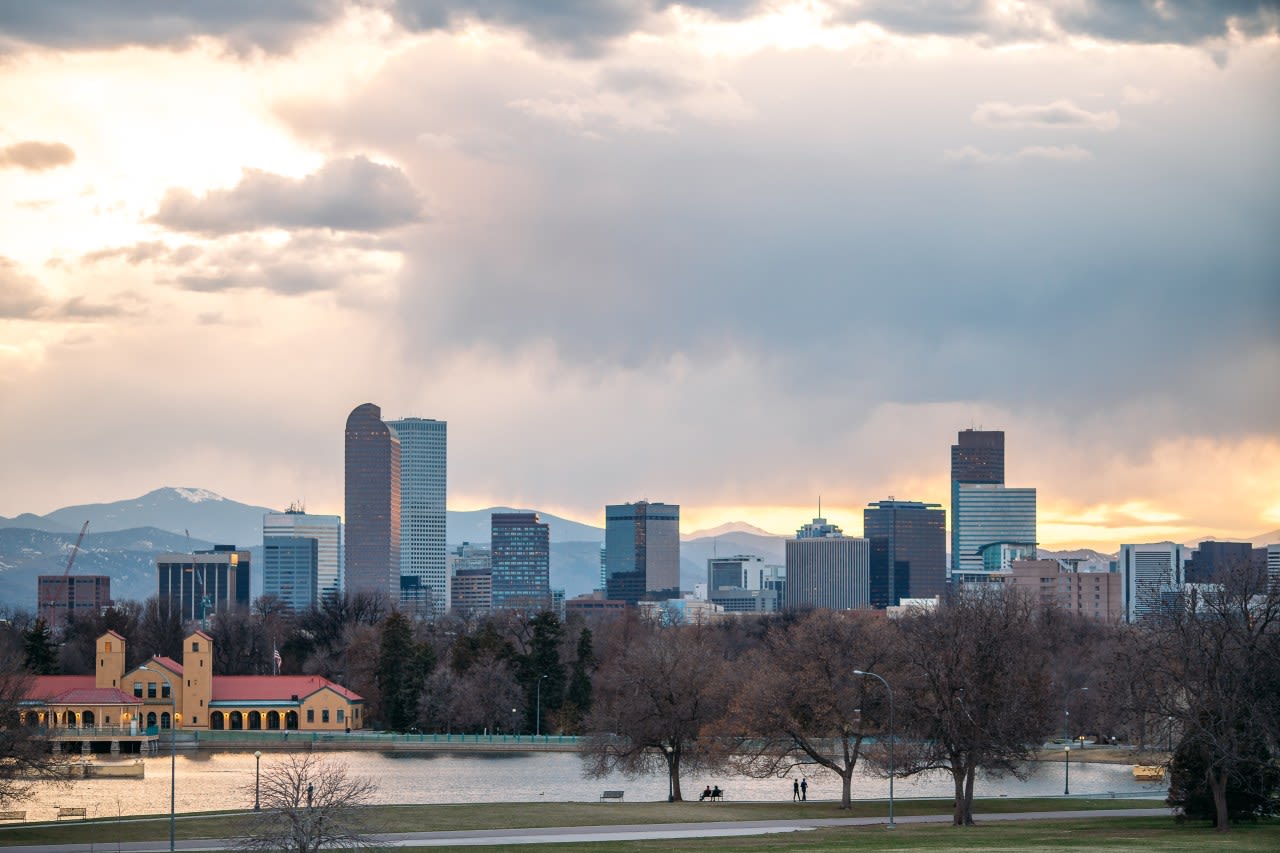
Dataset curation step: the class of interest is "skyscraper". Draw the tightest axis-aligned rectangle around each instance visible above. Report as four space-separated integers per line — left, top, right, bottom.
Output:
784 517 870 611
156 545 250 622
386 417 448 614
1120 541 1186 622
263 536 318 612
604 500 680 605
344 403 400 599
863 500 946 608
490 512 551 612
707 555 765 592
952 484 1037 582
951 429 1004 576
263 508 341 603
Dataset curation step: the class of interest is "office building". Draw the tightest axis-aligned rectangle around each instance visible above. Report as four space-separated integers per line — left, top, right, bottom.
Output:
386 417 447 614
1120 542 1186 622
951 429 1004 576
1184 540 1255 584
490 512 551 612
37 575 111 629
863 500 946 608
707 555 765 592
344 403 400 599
156 545 250 622
263 508 341 603
952 484 1037 582
263 536 318 612
784 517 870 611
1003 559 1123 622
1268 544 1280 593
450 569 492 616
604 501 680 605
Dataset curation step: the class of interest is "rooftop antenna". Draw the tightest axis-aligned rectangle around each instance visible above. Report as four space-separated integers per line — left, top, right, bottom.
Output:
818 496 822 519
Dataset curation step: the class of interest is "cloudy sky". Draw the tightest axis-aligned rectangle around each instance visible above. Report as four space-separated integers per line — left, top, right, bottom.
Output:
1 1 1277 548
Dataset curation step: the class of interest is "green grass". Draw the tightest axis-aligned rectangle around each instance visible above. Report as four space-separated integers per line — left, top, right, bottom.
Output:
1 798 1271 851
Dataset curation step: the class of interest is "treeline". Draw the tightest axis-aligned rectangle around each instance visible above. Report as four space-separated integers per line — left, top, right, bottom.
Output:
5 562 1279 830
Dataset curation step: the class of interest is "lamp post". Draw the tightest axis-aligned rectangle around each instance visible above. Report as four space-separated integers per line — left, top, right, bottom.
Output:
139 665 176 852
853 670 895 829
663 745 674 802
254 751 262 810
1167 716 1173 754
535 674 547 738
1064 687 1088 796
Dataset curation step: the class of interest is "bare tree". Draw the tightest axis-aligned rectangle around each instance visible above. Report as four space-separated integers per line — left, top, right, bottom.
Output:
237 753 377 853
889 588 1054 826
581 623 729 801
719 610 886 808
0 632 70 805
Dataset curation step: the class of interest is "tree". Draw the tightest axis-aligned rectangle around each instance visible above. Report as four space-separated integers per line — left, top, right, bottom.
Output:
516 612 566 735
136 596 184 664
0 632 69 805
720 609 886 808
1168 722 1280 825
1119 562 1280 831
375 611 435 731
22 619 58 674
890 589 1054 826
237 753 377 853
581 623 729 801
560 628 596 733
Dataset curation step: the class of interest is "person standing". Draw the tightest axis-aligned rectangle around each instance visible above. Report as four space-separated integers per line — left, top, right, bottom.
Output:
800 777 808 801
792 778 800 801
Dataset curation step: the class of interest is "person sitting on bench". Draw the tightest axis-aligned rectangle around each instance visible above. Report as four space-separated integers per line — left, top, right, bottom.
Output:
710 785 723 801
699 785 713 801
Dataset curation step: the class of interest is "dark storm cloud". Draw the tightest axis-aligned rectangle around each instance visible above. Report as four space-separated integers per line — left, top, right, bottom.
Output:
0 1 345 53
151 156 423 235
1057 1 1280 45
0 141 75 171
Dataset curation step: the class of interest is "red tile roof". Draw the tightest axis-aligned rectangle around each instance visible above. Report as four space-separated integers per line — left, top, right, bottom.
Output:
102 629 126 642
48 687 138 706
28 675 93 701
144 656 183 675
211 675 363 704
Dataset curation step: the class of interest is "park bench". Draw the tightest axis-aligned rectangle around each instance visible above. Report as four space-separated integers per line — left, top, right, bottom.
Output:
57 807 87 821
599 790 625 802
0 810 25 822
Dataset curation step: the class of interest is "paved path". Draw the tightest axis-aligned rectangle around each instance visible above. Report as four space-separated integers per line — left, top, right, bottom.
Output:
0 808 1172 852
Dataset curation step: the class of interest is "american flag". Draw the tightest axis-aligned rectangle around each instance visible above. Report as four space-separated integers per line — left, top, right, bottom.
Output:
273 646 282 675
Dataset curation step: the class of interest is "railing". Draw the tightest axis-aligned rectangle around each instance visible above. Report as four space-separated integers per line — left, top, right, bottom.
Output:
46 726 157 738
191 730 582 747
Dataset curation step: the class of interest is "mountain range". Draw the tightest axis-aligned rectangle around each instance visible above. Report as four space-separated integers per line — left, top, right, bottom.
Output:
1 488 1276 612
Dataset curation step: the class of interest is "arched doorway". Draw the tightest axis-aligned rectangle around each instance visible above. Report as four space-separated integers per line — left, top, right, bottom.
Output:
160 712 171 730
147 711 157 731
64 711 77 727
267 711 280 730
230 711 243 730
211 711 224 730
285 710 298 729
82 710 95 727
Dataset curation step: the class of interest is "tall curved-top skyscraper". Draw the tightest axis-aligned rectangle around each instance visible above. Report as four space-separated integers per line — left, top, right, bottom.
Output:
344 403 400 599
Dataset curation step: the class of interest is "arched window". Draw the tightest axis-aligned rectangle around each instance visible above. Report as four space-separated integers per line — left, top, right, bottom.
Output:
230 711 243 730
147 711 157 730
160 712 171 730
82 710 95 727
64 711 77 727
266 711 280 730
248 711 261 730
211 711 224 730
285 710 298 730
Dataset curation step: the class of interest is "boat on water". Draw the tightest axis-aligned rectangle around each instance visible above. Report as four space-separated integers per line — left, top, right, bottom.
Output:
1133 765 1166 781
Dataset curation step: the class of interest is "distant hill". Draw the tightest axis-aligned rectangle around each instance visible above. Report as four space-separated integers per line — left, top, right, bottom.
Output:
682 521 781 540
447 507 603 545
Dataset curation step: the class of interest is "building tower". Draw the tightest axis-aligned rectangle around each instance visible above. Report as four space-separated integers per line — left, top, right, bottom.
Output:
951 485 1037 583
385 417 448 615
1120 542 1186 622
863 499 946 608
490 512 551 612
604 500 681 605
263 536 319 612
263 508 341 604
784 517 870 611
156 545 250 622
344 403 400 600
951 429 1004 577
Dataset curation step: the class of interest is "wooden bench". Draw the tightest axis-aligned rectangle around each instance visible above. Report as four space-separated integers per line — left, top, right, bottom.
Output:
57 807 87 821
0 810 25 822
600 790 625 802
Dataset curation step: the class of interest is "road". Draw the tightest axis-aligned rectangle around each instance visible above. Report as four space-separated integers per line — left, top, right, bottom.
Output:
0 807 1172 852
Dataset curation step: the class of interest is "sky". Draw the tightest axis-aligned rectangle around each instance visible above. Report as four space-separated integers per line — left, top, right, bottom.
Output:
1 1 1278 549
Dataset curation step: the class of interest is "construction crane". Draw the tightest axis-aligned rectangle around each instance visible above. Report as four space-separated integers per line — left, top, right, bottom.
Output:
44 520 89 629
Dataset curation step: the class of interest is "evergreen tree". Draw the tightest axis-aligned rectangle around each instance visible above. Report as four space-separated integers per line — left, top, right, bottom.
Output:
375 611 434 731
565 628 595 723
520 612 565 734
22 618 58 674
1168 727 1280 825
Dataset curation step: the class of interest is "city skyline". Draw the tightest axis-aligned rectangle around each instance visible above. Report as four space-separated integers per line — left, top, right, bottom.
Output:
1 5 1276 551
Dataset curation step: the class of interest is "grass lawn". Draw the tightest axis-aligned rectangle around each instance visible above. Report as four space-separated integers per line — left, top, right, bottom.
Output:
2 797 1274 850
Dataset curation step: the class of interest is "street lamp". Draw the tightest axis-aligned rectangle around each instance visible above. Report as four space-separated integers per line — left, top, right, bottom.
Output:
535 674 548 738
663 745 674 802
254 751 262 810
1064 687 1088 796
853 670 895 829
1167 716 1173 754
139 664 176 852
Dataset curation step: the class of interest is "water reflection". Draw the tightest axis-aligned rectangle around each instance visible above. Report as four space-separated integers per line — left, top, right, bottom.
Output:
22 751 1165 822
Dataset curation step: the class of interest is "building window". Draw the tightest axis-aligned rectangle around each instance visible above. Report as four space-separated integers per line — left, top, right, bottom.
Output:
148 683 157 699
134 682 143 698
322 709 330 723
192 641 200 652
162 683 171 699
337 709 345 723
105 641 112 652
307 709 314 723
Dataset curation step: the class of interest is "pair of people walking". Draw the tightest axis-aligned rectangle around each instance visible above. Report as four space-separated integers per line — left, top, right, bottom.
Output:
791 777 807 801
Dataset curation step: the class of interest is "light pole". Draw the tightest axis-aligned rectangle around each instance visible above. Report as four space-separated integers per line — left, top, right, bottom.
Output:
139 665 176 852
1064 687 1088 796
254 751 262 810
853 670 895 829
663 745 674 802
535 674 547 738
1167 716 1173 754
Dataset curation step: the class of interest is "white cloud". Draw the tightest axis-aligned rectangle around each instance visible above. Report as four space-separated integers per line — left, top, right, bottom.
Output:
971 99 1120 131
